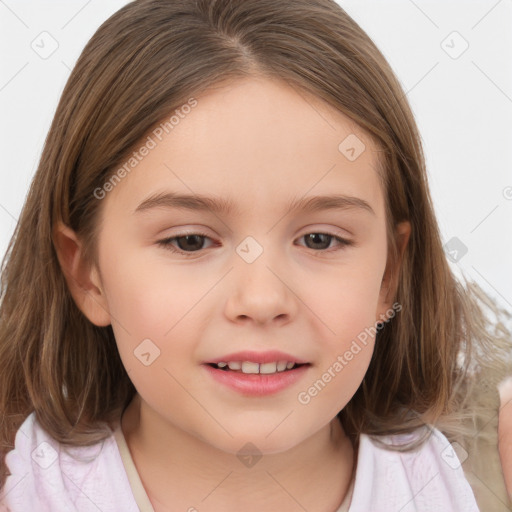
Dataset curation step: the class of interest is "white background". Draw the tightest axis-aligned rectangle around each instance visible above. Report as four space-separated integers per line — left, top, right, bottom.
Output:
0 0 511 311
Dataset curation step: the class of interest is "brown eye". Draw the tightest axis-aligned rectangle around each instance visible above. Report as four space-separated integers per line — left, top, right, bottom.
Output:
157 232 215 256
174 234 206 251
298 233 353 251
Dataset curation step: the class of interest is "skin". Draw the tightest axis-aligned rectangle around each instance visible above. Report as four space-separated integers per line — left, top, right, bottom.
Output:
498 376 512 502
54 76 410 512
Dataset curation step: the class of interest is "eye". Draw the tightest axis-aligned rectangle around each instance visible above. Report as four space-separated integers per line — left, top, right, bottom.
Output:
296 232 353 252
157 232 215 256
157 231 353 256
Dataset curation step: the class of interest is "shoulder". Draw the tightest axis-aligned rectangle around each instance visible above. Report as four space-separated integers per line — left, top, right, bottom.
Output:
0 412 138 512
348 426 480 512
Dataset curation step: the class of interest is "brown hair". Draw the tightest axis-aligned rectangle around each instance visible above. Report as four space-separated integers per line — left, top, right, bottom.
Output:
1 0 510 489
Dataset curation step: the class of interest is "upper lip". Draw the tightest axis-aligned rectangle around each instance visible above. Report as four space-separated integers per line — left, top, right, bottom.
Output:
204 350 310 365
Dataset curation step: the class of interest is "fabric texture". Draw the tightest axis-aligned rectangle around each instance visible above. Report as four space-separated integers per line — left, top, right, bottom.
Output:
112 420 158 512
0 412 480 511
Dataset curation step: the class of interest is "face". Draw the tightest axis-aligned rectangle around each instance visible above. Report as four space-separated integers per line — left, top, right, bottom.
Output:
79 77 404 455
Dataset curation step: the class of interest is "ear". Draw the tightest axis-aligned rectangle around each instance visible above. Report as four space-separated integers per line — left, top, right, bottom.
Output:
376 220 411 318
52 221 111 327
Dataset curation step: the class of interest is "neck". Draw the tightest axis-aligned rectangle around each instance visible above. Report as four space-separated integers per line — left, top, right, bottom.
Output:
121 394 355 512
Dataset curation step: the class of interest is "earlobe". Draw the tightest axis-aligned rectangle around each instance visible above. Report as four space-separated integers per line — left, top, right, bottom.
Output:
52 221 111 327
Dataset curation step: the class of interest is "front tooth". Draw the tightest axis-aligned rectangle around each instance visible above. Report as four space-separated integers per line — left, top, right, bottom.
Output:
260 362 278 374
277 361 287 372
217 362 227 368
286 362 295 369
241 361 260 374
227 361 242 370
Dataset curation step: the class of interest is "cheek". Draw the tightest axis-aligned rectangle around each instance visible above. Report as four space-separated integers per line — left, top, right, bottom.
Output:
100 259 196 407
100 245 210 336
305 255 385 338
98 244 221 381
295 252 385 410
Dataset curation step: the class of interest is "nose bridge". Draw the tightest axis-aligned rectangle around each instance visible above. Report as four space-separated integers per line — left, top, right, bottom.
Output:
225 234 297 324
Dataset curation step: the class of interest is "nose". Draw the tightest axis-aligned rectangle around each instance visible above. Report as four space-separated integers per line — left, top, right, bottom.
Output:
224 251 299 326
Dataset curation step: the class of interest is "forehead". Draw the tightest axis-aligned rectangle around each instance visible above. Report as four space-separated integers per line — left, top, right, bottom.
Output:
102 76 385 219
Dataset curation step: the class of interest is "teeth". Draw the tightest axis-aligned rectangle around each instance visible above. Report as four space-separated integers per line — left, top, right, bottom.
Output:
215 360 300 374
241 361 260 374
259 362 277 374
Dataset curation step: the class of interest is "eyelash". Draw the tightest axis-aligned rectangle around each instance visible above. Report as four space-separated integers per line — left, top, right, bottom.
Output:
156 231 354 257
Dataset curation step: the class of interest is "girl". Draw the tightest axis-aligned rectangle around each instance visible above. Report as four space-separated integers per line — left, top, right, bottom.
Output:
1 0 511 510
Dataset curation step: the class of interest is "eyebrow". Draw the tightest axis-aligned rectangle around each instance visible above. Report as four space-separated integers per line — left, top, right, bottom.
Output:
133 191 375 216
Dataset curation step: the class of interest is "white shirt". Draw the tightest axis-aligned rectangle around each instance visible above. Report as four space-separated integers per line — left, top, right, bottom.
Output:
0 412 479 511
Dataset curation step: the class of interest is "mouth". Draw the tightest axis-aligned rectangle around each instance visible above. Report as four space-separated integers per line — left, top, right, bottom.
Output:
202 350 312 395
205 361 310 374
202 356 312 396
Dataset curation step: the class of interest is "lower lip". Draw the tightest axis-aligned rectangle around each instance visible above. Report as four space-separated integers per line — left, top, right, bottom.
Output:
202 364 310 396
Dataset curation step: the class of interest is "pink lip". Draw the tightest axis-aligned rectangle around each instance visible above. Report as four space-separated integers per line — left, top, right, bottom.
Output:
204 350 309 365
202 363 310 396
